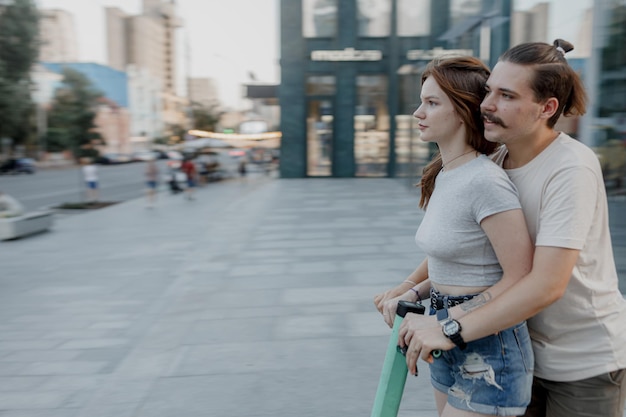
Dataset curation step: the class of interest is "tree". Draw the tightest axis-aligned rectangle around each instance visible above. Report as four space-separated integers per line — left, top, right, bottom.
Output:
46 68 103 158
191 102 221 132
0 0 40 145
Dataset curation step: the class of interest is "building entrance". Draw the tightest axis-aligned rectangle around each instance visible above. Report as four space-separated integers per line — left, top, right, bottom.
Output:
306 99 334 176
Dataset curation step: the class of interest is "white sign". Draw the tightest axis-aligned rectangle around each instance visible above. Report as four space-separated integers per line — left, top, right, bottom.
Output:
407 47 474 61
311 48 383 62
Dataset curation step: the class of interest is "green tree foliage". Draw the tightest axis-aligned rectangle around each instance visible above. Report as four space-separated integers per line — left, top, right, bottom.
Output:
191 102 221 132
46 68 104 157
0 0 40 144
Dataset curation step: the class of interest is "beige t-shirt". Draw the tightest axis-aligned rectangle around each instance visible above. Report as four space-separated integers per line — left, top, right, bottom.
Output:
492 133 626 381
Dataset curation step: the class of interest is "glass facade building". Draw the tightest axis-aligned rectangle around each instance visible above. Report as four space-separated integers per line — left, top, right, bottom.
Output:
279 0 512 178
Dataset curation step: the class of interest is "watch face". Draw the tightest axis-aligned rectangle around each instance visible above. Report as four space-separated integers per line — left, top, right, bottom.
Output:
442 320 460 336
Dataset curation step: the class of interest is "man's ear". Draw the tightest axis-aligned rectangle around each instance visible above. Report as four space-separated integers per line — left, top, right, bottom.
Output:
540 97 559 120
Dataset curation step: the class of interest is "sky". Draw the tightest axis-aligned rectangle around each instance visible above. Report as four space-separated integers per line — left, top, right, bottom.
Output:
35 0 590 108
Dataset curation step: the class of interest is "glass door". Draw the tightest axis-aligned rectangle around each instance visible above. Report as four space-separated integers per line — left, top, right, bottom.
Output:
355 75 389 177
306 99 334 176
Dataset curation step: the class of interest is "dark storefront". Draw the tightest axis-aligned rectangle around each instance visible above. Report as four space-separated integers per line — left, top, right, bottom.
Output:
279 0 512 178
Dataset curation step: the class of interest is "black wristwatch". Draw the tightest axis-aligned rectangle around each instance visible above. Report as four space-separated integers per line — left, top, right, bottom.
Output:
441 319 467 350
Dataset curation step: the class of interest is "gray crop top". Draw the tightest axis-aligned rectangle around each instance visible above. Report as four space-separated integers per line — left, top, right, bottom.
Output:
415 155 522 287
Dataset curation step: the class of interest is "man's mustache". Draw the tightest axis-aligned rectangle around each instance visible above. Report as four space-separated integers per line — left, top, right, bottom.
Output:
482 113 507 128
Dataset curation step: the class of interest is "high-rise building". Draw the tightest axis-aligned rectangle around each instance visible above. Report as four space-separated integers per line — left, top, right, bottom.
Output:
105 1 188 134
39 9 78 62
106 1 181 95
510 2 549 45
141 0 181 94
188 77 219 108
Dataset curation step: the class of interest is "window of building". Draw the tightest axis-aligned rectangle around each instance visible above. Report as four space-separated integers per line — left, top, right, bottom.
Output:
357 0 391 37
306 75 336 95
397 0 431 37
302 0 338 38
450 0 482 27
307 100 334 176
355 75 389 177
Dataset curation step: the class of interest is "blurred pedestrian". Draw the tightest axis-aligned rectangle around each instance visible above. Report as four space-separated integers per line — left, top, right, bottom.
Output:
180 157 197 200
145 157 160 207
374 56 534 416
81 158 99 202
390 39 626 417
238 159 247 177
0 191 25 218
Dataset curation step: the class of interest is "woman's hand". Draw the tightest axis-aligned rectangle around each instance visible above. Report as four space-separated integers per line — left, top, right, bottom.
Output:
374 282 414 314
381 292 416 328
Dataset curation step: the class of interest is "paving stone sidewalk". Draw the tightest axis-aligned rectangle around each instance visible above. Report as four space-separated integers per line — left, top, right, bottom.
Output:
0 178 440 417
0 177 624 417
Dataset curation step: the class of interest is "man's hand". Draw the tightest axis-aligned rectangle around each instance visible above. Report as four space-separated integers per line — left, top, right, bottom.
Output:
398 313 454 376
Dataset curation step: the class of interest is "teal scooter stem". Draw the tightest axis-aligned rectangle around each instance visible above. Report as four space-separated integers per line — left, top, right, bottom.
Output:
370 300 425 417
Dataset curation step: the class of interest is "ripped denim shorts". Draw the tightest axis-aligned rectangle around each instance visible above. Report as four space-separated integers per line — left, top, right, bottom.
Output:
428 312 534 416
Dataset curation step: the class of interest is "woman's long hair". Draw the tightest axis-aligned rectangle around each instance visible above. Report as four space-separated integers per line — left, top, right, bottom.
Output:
418 56 495 209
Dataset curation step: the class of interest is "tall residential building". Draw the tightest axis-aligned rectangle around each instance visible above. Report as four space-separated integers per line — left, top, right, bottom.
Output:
39 9 78 62
106 1 188 134
188 77 219 108
511 2 549 45
141 0 182 94
106 0 181 94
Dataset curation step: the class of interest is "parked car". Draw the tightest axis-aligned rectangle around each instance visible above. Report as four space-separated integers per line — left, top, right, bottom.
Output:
0 158 36 175
132 151 160 162
95 153 133 165
166 151 184 170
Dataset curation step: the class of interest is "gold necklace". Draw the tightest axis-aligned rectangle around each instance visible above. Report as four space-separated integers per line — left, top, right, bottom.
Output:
441 149 475 171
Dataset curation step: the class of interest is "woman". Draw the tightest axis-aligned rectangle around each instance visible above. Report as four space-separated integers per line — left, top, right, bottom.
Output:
374 57 534 416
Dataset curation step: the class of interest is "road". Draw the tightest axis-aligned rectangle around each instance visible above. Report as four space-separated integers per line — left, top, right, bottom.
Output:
0 161 170 212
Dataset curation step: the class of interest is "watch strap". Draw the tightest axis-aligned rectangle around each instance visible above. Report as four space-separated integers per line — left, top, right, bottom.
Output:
436 306 449 322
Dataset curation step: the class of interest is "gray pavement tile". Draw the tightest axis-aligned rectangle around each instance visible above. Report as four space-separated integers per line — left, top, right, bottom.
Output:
0 377 46 391
169 339 346 376
0 363 27 376
292 245 383 257
0 392 74 409
288 261 341 274
184 316 278 345
41 330 118 340
0 341 61 351
73 403 139 417
113 349 180 379
56 339 129 350
19 362 108 376
0 410 77 417
229 264 289 277
88 322 132 330
37 376 105 391
280 285 385 306
1 351 81 362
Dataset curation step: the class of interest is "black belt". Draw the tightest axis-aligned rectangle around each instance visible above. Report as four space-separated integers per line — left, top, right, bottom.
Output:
430 288 478 310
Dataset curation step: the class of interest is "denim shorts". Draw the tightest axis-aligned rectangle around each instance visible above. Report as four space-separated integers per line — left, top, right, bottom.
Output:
428 317 534 416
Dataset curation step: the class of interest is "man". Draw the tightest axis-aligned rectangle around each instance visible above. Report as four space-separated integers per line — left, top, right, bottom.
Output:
180 157 197 200
398 40 626 417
